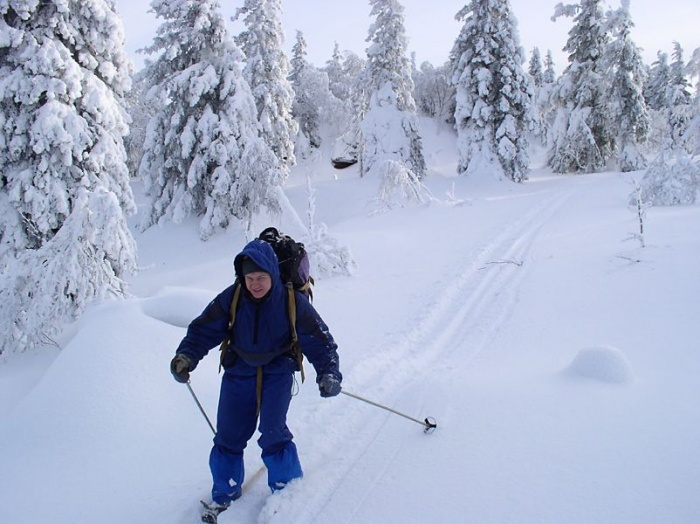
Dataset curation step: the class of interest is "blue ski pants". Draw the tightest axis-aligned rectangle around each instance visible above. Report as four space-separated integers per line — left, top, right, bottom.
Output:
209 371 303 504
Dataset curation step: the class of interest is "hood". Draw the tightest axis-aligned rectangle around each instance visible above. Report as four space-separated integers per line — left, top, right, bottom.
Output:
233 239 280 283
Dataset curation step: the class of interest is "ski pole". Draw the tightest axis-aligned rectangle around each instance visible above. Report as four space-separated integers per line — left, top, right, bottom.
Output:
340 389 437 433
186 380 216 435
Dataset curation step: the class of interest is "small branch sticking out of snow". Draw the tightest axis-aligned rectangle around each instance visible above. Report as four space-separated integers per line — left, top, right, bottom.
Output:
615 254 641 264
478 260 523 270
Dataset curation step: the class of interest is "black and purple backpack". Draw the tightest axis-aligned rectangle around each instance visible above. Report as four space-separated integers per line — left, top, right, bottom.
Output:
257 227 313 299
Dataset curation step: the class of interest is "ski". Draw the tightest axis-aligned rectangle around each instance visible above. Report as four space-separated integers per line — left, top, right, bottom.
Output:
198 465 266 522
199 500 229 524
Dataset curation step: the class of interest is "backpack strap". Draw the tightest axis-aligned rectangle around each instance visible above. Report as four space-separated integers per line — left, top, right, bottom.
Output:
256 366 263 417
297 276 315 301
286 282 305 383
219 280 305 384
218 282 242 373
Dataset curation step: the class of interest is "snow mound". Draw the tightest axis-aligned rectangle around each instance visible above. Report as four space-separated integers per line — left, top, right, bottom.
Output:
564 345 635 384
139 286 213 327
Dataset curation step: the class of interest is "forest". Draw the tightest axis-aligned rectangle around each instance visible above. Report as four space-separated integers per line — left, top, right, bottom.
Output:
1 0 698 355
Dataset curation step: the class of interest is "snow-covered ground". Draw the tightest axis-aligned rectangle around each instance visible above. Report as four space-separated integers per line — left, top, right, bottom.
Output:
1 122 699 523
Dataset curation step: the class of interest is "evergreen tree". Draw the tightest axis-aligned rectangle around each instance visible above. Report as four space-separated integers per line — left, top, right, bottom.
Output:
527 47 548 141
0 0 137 353
606 0 650 172
324 43 349 102
547 0 614 173
669 42 692 104
634 147 699 206
528 47 544 88
124 68 156 178
686 47 700 155
323 46 366 160
635 44 699 207
451 0 532 182
290 31 321 150
361 0 426 180
543 50 557 85
139 0 281 240
289 31 340 156
536 50 558 147
667 42 693 144
235 0 297 174
645 51 671 111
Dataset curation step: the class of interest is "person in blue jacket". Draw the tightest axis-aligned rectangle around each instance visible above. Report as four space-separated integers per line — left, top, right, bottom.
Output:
170 239 342 515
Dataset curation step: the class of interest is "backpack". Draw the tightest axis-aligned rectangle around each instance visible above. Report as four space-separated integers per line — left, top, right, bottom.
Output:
257 227 313 299
219 228 312 393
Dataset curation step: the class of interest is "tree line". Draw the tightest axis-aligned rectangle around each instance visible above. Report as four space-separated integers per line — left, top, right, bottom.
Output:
1 0 698 355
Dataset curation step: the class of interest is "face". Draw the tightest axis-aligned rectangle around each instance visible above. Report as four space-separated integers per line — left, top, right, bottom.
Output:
244 271 272 299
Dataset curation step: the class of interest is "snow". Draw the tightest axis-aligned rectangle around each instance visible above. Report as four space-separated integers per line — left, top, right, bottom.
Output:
1 122 700 523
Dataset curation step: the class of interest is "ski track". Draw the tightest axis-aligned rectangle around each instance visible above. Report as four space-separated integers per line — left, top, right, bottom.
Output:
260 187 574 523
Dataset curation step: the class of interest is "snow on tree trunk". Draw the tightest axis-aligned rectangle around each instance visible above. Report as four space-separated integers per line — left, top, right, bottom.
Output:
0 0 137 354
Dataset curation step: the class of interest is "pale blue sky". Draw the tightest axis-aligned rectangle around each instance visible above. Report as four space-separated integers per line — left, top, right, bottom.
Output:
115 0 700 73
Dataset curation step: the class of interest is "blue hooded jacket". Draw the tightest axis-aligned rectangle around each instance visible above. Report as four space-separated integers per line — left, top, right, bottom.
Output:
176 240 341 381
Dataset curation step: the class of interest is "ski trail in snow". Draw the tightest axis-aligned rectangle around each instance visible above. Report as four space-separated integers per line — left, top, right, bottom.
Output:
259 188 574 523
351 188 573 392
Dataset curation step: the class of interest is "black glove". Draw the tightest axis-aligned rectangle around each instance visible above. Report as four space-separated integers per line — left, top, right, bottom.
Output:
170 354 192 383
318 374 341 398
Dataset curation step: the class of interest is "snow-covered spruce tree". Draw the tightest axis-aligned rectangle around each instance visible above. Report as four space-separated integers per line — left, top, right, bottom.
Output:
606 0 650 172
634 44 699 207
686 47 700 155
362 0 426 182
289 31 341 158
644 51 671 111
528 47 544 88
535 50 559 147
667 42 693 145
0 0 137 354
326 46 366 113
324 43 347 102
139 0 281 240
548 0 614 174
235 0 297 175
527 46 547 141
543 50 557 85
643 51 673 152
451 0 533 182
633 146 699 206
323 46 366 161
124 68 156 178
290 31 321 151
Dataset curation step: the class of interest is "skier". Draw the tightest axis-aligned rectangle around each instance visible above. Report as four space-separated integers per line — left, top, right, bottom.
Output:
170 239 342 522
